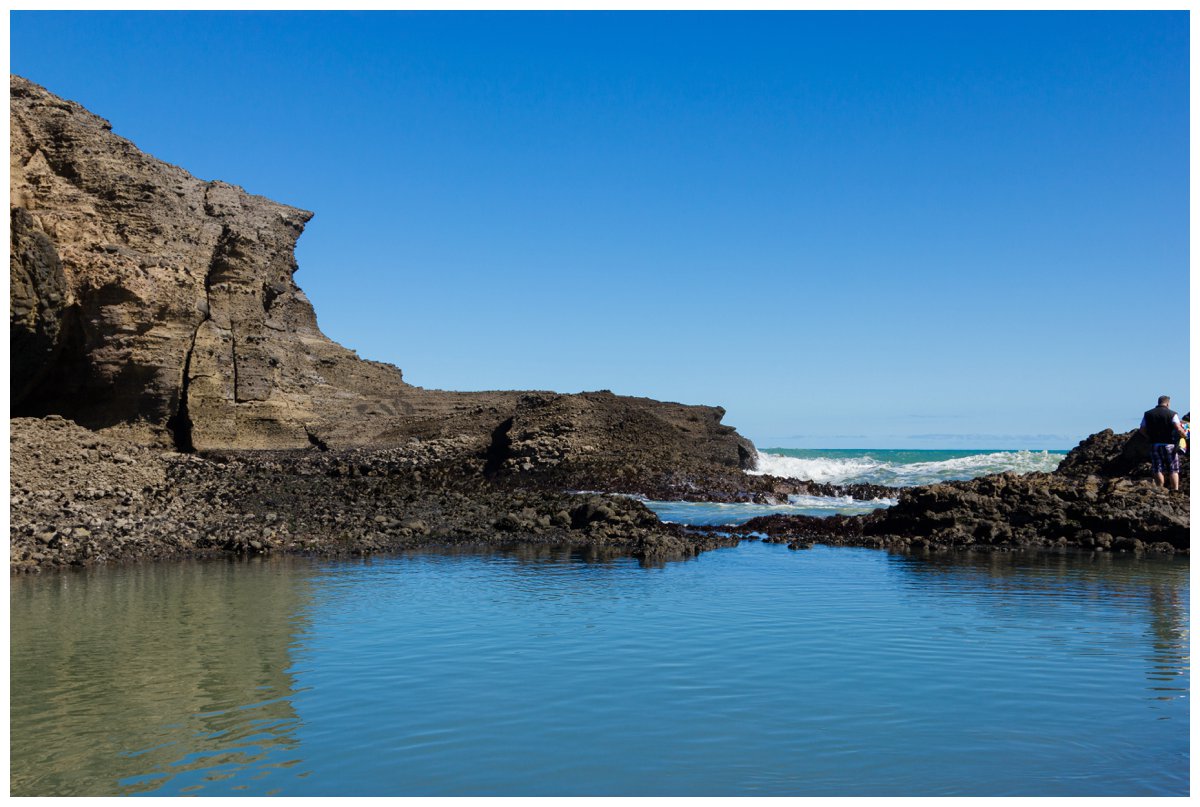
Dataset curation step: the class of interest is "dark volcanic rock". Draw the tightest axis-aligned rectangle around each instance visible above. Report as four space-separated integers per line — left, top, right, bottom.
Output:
714 431 1190 554
862 471 1187 552
9 417 739 573
1055 427 1189 489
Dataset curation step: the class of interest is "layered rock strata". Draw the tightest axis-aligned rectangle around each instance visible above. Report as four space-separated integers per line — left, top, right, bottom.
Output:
10 75 753 474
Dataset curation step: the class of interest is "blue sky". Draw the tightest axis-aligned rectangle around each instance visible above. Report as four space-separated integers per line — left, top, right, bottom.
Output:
11 12 1189 449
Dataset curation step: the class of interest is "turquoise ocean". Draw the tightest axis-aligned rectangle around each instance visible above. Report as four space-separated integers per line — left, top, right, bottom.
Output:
750 447 1068 487
642 448 1068 526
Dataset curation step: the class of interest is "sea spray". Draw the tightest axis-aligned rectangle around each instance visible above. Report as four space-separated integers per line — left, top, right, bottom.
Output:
747 448 1065 487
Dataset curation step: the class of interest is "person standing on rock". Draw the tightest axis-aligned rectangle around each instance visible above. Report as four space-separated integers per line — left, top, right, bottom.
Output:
1140 396 1187 491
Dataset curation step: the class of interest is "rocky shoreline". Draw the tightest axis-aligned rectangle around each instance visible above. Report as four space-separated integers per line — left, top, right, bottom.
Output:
10 416 751 574
7 76 1189 573
10 415 1188 574
695 428 1189 556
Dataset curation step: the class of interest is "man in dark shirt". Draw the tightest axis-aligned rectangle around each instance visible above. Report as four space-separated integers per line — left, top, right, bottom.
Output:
1139 395 1187 491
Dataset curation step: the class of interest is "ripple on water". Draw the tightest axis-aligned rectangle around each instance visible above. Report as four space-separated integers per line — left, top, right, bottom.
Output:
10 545 1189 796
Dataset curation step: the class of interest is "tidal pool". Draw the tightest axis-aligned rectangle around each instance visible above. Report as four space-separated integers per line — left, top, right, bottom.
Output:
10 542 1188 796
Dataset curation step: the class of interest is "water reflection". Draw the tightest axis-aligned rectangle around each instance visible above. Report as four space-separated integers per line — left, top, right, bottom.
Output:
1145 581 1190 690
10 545 1189 796
10 558 314 796
885 549 1190 703
345 542 706 569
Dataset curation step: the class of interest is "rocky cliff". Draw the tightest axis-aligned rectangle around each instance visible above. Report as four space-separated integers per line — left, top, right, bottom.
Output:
10 75 753 470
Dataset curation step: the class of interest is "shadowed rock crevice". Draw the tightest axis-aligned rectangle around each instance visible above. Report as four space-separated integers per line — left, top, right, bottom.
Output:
166 227 224 453
10 206 70 407
483 418 514 477
304 426 329 451
165 344 196 453
11 301 87 419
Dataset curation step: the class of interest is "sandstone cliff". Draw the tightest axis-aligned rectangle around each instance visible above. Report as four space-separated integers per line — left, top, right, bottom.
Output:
10 76 753 470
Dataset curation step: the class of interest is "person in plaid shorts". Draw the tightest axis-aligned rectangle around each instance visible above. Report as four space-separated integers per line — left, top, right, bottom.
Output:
1140 396 1187 491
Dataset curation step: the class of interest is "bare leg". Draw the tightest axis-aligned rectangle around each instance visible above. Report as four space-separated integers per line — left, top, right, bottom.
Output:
1155 471 1166 487
1169 472 1180 491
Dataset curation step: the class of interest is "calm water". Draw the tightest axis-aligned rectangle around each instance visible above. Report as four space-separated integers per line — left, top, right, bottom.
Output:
10 542 1188 796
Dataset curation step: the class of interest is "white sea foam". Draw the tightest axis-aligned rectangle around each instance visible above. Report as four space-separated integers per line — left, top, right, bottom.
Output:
786 493 899 508
748 454 887 484
748 450 1064 487
643 494 895 526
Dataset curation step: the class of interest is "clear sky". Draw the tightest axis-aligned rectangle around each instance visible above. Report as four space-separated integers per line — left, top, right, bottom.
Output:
10 11 1190 449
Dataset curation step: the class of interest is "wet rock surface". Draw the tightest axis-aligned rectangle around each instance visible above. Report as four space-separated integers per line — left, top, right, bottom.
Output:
10 417 740 573
512 457 896 504
15 414 1186 573
703 430 1189 555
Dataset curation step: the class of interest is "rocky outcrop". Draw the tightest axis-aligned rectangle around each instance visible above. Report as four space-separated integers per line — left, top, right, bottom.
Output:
1054 427 1190 488
19 75 1181 572
11 74 349 446
10 75 754 472
859 470 1187 552
707 428 1189 553
10 416 739 573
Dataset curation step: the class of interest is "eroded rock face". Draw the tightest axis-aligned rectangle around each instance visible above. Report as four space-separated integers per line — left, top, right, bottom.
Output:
10 75 755 468
11 74 347 446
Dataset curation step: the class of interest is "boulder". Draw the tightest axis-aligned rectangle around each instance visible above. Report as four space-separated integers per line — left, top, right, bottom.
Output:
1055 427 1188 488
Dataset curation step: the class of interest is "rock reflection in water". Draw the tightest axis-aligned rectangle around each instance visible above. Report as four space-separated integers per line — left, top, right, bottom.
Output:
886 549 1190 702
10 544 1189 796
10 558 313 796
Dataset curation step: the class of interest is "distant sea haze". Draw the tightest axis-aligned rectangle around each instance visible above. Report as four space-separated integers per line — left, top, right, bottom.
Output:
749 448 1066 487
779 434 1073 446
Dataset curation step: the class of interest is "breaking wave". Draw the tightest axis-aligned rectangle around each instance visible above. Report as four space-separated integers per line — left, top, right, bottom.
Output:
748 449 1065 487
